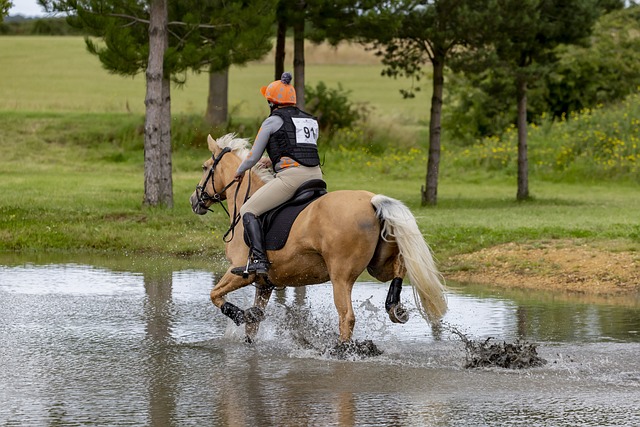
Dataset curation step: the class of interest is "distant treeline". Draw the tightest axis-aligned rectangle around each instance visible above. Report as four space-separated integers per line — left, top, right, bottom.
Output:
1 16 83 35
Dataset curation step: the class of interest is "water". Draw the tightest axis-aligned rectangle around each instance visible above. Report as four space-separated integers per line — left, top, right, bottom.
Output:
1 255 639 426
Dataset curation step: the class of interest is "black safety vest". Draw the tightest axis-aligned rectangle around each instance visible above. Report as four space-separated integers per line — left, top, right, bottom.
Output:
267 107 321 167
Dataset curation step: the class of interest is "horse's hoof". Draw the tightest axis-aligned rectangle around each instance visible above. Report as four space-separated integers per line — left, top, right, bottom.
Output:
244 306 265 324
329 339 383 359
388 304 409 324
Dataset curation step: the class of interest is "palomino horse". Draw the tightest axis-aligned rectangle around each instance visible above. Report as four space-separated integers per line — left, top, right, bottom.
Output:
190 133 447 343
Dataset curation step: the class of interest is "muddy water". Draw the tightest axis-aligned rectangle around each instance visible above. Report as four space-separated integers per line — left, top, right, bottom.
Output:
1 255 639 426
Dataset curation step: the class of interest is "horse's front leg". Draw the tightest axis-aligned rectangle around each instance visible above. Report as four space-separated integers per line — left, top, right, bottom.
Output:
244 284 274 342
210 270 255 326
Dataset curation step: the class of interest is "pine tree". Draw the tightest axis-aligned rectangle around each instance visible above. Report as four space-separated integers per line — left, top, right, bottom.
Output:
1 0 12 22
39 0 274 206
366 0 490 206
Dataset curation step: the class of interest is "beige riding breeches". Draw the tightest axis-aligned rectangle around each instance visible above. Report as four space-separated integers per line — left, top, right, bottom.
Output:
240 165 323 217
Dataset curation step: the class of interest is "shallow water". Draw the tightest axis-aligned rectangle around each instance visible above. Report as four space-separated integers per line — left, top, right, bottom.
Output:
1 255 639 426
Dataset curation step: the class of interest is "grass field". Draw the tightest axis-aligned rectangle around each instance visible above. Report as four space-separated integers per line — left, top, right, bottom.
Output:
0 36 432 123
1 36 638 265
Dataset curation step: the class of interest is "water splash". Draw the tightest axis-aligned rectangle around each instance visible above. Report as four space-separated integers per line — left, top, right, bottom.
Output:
444 322 547 369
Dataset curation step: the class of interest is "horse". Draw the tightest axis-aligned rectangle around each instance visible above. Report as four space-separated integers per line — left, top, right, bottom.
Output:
189 133 447 344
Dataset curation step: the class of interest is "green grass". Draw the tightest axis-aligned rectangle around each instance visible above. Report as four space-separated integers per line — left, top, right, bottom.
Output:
0 36 432 123
1 36 638 264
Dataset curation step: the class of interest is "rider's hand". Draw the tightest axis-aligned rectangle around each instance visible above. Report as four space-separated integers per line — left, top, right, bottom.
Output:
257 158 272 169
234 172 244 183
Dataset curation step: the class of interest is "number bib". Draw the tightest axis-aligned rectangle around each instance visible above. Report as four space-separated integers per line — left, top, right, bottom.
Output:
292 117 319 146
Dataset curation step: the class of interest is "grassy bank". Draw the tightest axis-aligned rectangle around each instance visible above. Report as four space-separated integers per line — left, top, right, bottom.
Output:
1 111 638 263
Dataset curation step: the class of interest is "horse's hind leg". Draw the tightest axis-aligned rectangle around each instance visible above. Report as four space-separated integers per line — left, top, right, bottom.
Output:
385 255 410 323
367 238 409 323
331 279 356 342
244 284 273 342
385 277 409 324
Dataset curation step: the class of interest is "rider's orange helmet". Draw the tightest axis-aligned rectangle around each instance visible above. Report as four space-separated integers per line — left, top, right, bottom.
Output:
260 72 296 105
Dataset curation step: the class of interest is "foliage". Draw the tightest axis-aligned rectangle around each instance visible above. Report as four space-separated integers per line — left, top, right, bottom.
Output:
370 0 490 98
363 0 493 205
446 3 639 139
39 0 274 79
444 65 514 142
452 91 640 182
544 5 640 119
304 81 364 134
0 0 11 23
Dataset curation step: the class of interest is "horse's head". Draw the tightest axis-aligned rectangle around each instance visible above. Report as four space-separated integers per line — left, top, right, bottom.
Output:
189 134 237 215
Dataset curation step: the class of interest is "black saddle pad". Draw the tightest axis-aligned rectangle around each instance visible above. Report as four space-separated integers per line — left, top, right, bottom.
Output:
253 179 327 251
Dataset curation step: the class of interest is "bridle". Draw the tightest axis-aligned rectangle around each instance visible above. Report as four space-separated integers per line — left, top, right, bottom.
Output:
195 147 233 213
194 147 251 242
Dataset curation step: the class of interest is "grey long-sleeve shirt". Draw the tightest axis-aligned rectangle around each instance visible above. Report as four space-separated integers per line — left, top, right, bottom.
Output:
236 116 284 175
235 115 299 175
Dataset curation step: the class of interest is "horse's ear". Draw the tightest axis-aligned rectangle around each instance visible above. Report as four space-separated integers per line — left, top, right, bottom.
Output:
207 134 218 154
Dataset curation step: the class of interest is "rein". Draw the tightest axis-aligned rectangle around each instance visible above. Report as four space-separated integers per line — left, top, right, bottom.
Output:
195 147 251 242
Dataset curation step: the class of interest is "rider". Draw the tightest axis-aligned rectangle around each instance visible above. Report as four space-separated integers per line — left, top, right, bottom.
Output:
232 72 323 277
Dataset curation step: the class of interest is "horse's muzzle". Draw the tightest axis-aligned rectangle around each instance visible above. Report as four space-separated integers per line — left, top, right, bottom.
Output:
189 192 208 215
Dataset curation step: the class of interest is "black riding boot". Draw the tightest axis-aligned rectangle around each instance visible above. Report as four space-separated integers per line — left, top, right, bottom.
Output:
231 213 270 277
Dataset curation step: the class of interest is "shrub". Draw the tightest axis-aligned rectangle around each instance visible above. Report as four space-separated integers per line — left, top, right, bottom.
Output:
304 81 365 134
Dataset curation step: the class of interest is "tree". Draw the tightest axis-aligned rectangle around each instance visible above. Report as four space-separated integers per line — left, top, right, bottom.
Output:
444 0 632 140
486 0 600 200
544 4 640 119
274 1 288 80
144 0 172 207
39 0 274 206
165 0 273 126
1 0 12 23
369 0 489 206
272 0 309 109
40 0 175 206
272 0 367 109
292 2 306 110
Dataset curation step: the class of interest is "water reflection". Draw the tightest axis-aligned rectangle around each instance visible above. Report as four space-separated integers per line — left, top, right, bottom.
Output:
1 255 639 426
143 270 178 425
450 283 640 343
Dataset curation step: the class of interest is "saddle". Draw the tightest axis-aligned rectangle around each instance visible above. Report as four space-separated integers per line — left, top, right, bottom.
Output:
246 179 327 251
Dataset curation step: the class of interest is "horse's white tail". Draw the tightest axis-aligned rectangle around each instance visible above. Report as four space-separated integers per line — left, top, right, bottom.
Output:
371 194 447 324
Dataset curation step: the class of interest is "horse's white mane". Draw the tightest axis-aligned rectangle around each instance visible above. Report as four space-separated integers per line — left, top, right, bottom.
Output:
212 133 274 182
214 133 251 157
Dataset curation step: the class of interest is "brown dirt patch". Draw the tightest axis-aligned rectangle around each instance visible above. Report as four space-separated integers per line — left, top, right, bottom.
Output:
444 240 640 296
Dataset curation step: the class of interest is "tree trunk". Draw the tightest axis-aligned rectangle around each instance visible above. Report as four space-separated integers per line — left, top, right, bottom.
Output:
205 67 228 127
275 19 286 80
143 0 172 207
516 75 529 201
421 56 445 206
293 19 305 110
160 76 172 208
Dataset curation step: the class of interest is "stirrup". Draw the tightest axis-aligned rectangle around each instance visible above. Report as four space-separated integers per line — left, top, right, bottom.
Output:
230 259 269 278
